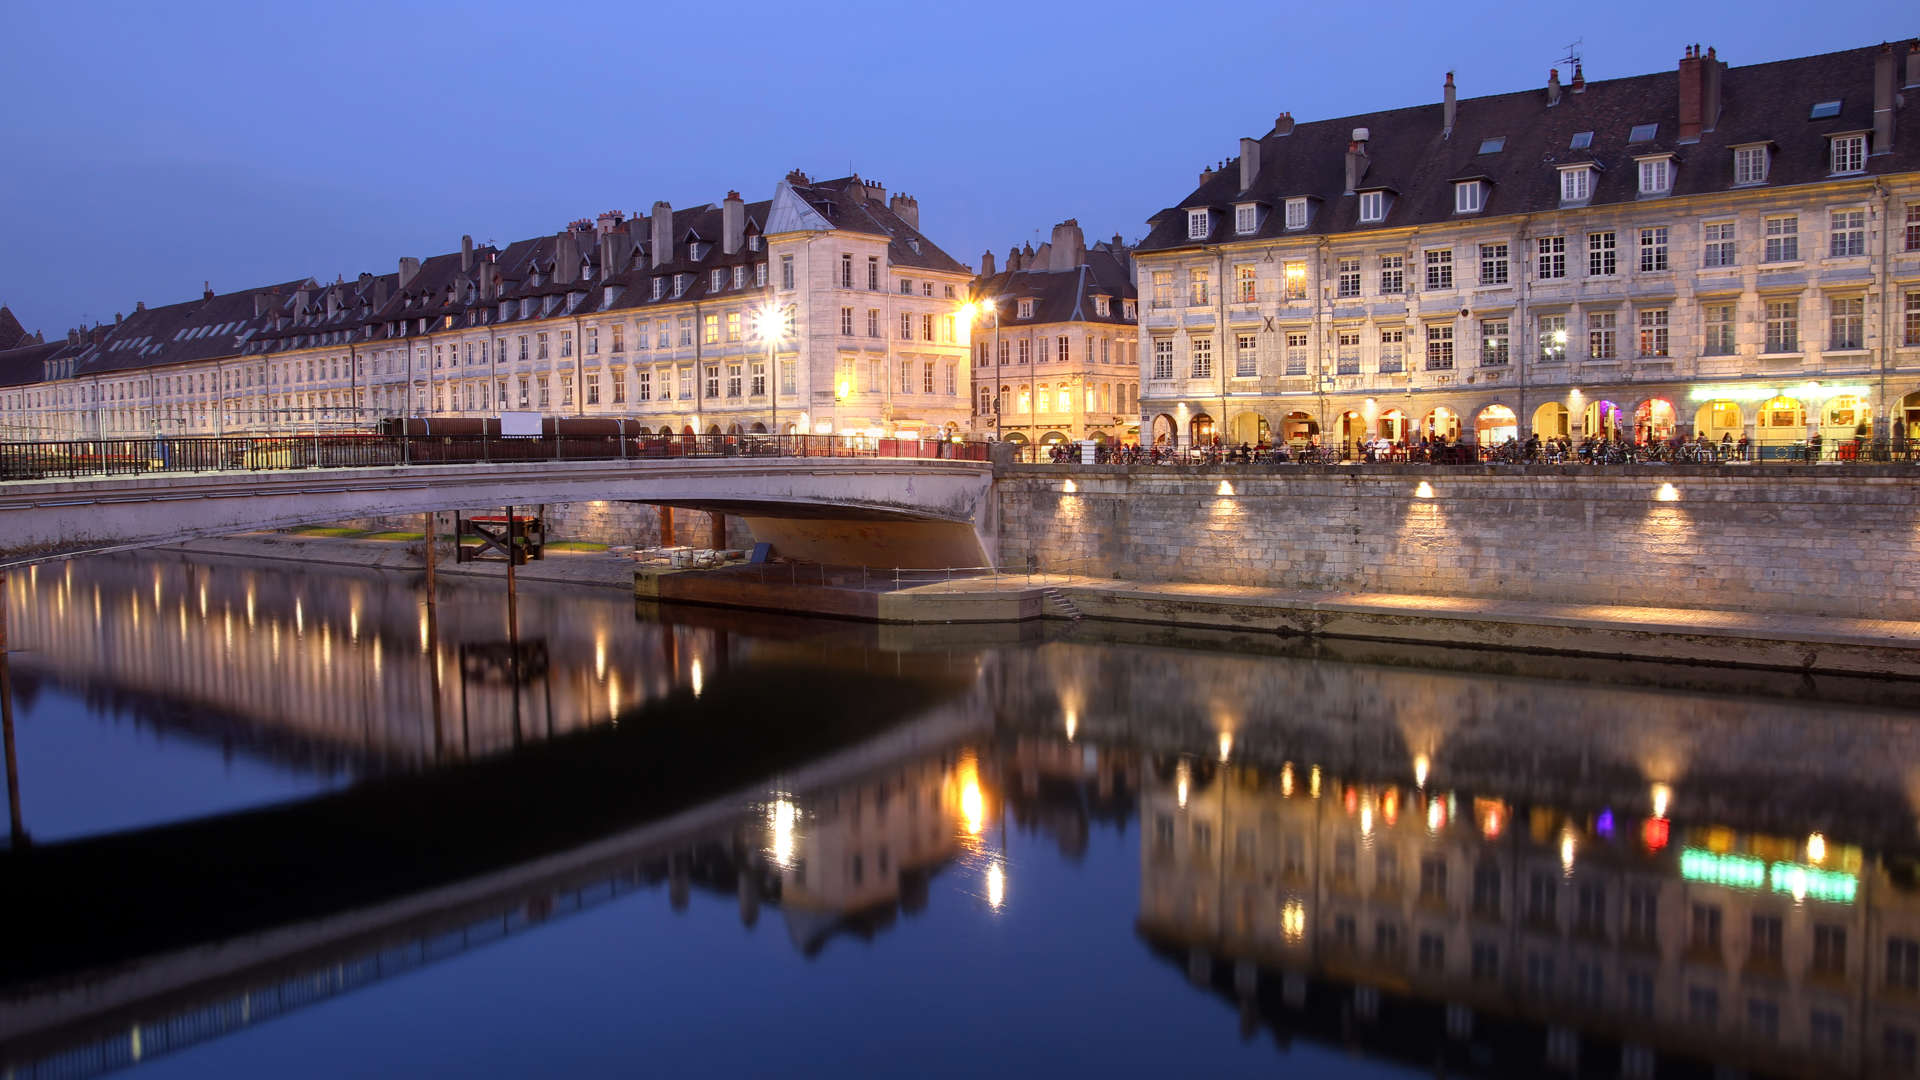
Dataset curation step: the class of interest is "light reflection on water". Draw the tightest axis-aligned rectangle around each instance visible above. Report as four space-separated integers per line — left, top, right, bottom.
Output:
3 551 1920 1079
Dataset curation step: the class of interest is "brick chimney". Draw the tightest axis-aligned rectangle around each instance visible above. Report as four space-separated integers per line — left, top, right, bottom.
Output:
461 234 474 272
980 249 996 277
1344 134 1370 195
203 280 215 301
889 192 919 230
1571 62 1585 93
1678 45 1705 141
650 201 673 268
1443 72 1456 137
1239 137 1261 191
1273 111 1294 136
723 191 745 255
1875 42 1897 155
1547 68 1562 106
1006 246 1022 273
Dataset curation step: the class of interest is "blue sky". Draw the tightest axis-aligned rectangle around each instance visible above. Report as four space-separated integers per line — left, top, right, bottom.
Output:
0 0 1910 336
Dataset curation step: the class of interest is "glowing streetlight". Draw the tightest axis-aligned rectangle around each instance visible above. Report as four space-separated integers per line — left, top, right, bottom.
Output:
754 303 790 445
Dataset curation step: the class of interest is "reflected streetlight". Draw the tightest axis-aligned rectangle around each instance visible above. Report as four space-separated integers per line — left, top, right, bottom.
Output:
986 859 1006 911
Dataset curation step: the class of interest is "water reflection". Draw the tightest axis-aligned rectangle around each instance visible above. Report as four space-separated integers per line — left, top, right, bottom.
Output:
4 556 1920 1079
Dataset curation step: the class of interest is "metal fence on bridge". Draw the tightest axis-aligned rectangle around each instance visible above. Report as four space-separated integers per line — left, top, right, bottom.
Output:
0 433 990 482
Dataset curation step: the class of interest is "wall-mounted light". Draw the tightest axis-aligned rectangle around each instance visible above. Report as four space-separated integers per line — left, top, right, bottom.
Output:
1655 482 1679 502
1414 481 1435 498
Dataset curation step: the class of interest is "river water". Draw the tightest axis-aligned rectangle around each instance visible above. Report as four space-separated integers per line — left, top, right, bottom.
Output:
2 551 1918 1079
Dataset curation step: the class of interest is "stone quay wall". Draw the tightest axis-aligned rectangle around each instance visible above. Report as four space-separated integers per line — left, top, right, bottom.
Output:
333 501 752 549
995 464 1920 620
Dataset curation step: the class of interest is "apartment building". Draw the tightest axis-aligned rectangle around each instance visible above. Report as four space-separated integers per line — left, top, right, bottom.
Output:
1134 41 1920 456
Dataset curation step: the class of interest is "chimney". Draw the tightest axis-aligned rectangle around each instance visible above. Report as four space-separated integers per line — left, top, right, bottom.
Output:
980 249 996 277
1678 45 1704 141
650 201 673 268
292 288 308 317
1875 42 1897 155
1048 219 1085 273
1547 68 1562 106
1273 111 1294 136
595 210 623 235
554 230 580 285
1344 135 1370 195
68 329 80 345
1239 137 1261 191
889 192 920 230
1571 62 1586 93
1907 41 1919 90
254 292 272 317
203 280 215 301
480 264 496 303
112 314 121 327
1703 47 1723 132
461 234 474 272
325 285 339 319
1443 71 1457 137
723 191 745 255
1006 245 1022 273
398 257 421 289
135 300 146 312
373 277 390 309
600 230 633 280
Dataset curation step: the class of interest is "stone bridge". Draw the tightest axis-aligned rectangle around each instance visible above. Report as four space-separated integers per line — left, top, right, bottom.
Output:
0 457 997 569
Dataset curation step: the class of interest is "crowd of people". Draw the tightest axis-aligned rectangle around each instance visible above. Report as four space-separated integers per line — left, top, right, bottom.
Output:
1032 428 1891 466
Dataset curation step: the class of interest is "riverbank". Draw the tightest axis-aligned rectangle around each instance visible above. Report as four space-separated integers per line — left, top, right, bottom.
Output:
168 533 1920 677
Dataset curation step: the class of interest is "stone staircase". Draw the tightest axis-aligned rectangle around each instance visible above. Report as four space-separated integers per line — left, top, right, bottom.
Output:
1039 584 1084 621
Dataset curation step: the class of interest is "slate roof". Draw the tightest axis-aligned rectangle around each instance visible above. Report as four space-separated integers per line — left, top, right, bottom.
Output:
0 340 73 389
75 281 307 376
0 306 30 350
1139 41 1920 252
972 239 1137 327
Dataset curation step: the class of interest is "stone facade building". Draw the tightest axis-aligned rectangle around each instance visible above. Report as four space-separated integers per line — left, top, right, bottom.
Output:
0 174 975 442
1134 41 1920 456
968 221 1139 452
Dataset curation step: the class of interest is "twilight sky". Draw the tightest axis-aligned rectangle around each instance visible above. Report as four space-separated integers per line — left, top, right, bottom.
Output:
1 0 1910 336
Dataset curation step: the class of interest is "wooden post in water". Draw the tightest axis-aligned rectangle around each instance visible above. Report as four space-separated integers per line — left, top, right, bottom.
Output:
1 569 24 846
659 506 674 547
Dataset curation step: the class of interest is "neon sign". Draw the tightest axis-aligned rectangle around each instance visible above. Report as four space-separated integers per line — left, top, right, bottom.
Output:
1680 847 1857 904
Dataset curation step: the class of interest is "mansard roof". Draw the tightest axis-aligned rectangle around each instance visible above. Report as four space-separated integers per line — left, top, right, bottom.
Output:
1140 41 1920 252
0 339 73 388
973 239 1137 327
0 306 30 350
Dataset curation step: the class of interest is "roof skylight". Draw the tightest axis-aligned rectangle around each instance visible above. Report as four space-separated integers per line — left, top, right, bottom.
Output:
1810 100 1841 119
1628 123 1658 143
1570 131 1594 149
1478 136 1506 154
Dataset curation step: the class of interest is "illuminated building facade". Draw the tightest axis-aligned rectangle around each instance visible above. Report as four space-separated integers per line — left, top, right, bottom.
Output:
968 220 1140 451
1133 41 1920 455
0 173 975 442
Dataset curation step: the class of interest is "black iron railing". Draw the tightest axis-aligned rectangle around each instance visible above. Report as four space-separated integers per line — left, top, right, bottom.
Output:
1031 439 1920 467
0 433 990 482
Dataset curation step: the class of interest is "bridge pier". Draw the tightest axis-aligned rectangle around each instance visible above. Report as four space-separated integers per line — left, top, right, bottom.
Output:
709 512 727 552
658 506 675 547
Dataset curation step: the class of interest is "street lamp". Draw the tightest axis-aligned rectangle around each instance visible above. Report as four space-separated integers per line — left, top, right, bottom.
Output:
754 303 791 450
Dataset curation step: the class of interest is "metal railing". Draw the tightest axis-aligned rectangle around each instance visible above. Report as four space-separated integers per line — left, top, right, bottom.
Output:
0 433 990 482
717 556 1096 592
1029 439 1920 468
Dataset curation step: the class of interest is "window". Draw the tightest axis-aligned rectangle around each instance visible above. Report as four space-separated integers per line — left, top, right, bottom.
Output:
610 325 623 353
1188 268 1210 306
1425 323 1454 370
636 370 650 401
1831 208 1867 257
1637 309 1670 357
1282 262 1307 300
779 360 795 395
1814 925 1848 975
1480 319 1509 365
867 256 879 290
867 309 880 337
1537 236 1566 279
1479 243 1508 285
1017 339 1031 365
1017 297 1034 319
710 269 726 292
1888 1027 1920 1074
1234 333 1258 377
1831 133 1866 175
1749 998 1780 1041
1639 227 1669 271
1094 295 1110 316
1705 303 1736 354
1056 335 1070 363
726 313 741 341
1638 157 1672 194
1379 254 1404 294
900 312 913 340
1235 263 1257 303
1538 314 1567 362
839 254 853 288
1378 328 1404 373
1123 300 1136 319
673 274 689 297
1764 215 1799 262
1152 271 1173 308
1375 920 1400 958
1588 311 1617 360
1424 249 1453 290
1766 298 1799 353
1284 198 1307 230
731 265 745 289
1358 191 1385 223
779 255 794 290
704 365 719 398
1236 203 1258 234
922 314 934 341
1376 850 1402 893
1560 167 1592 203
1190 336 1212 378
1908 204 1920 251
1750 914 1784 967
537 376 550 407
1588 231 1617 276
1703 221 1737 267
1627 121 1658 143
755 263 767 288
1454 181 1483 213
585 376 600 405
1735 145 1770 185
1187 209 1210 239
1336 257 1361 298
1888 937 1920 991
1831 296 1865 349
1284 331 1308 375
1152 339 1174 380
1908 290 1920 346
1336 330 1360 374
704 315 719 344
923 363 935 394
923 281 934 298
1692 903 1723 952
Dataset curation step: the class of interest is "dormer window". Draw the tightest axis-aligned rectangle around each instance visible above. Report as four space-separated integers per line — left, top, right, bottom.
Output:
672 274 689 297
1454 181 1485 214
1094 295 1111 317
1186 209 1210 240
1559 166 1594 204
1235 203 1259 234
1016 298 1034 319
1637 156 1673 195
1734 144 1770 185
1122 300 1137 320
710 269 726 291
652 278 665 300
1358 191 1386 224
1830 133 1866 175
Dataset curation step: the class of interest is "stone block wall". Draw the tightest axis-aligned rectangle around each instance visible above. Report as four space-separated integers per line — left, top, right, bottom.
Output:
996 464 1920 619
330 501 753 549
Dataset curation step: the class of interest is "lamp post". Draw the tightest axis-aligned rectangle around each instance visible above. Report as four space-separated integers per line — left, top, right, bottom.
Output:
754 303 792 450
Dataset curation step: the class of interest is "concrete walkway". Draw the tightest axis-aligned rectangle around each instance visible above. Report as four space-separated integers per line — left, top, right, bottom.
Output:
170 533 638 590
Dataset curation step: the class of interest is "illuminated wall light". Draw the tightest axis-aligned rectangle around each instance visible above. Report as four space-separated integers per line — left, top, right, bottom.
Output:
1062 479 1077 494
1655 483 1679 502
1414 481 1435 499
1217 480 1235 497
1413 754 1431 788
